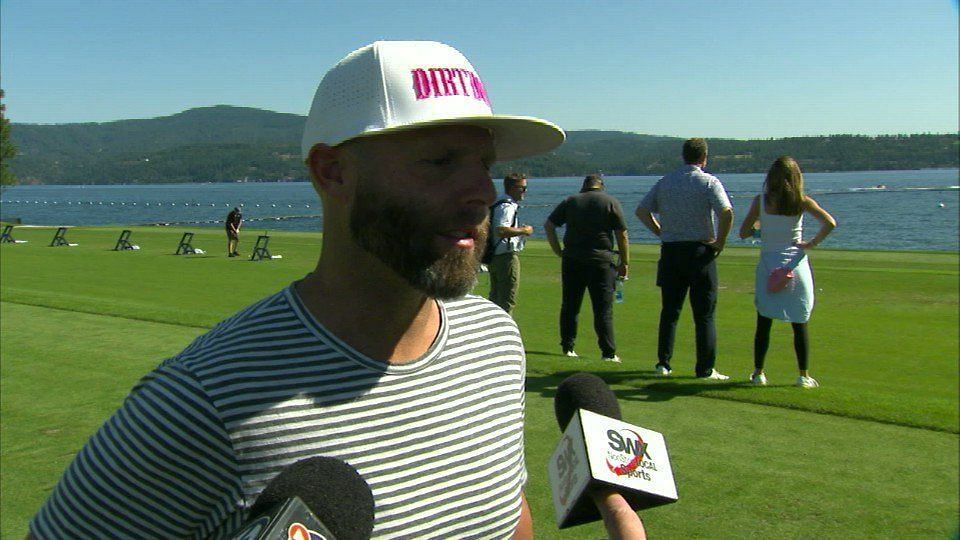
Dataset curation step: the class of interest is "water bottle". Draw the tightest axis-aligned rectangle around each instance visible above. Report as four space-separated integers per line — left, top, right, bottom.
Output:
615 278 625 304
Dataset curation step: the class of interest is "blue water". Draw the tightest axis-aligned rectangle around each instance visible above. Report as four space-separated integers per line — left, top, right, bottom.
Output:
1 169 957 251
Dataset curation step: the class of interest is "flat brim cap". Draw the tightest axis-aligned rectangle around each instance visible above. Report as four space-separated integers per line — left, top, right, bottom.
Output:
302 41 565 162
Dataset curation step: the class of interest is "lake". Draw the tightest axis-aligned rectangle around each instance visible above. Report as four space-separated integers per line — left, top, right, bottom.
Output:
1 169 957 251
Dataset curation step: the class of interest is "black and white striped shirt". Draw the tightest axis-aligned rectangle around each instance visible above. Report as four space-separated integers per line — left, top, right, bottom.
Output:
31 286 527 539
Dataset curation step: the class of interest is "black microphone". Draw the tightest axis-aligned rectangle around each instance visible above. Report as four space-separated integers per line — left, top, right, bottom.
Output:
554 372 622 430
229 456 375 540
547 372 678 529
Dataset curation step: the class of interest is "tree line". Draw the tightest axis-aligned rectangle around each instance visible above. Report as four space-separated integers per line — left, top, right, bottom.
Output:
4 105 958 185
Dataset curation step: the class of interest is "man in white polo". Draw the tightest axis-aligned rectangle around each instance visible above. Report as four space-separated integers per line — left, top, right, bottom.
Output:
489 172 534 314
636 138 733 380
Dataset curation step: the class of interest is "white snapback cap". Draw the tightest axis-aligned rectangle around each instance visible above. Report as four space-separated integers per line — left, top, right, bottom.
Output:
301 40 565 162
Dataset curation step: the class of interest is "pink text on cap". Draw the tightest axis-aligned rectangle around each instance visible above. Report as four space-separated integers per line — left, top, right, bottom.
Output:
411 68 490 105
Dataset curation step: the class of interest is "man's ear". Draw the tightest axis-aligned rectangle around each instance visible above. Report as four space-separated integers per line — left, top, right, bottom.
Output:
307 144 349 203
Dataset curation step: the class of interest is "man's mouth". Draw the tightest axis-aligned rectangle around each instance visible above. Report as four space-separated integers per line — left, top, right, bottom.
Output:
439 228 478 248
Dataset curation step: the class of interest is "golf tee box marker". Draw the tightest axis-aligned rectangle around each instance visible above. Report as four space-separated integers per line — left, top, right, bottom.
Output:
547 408 678 529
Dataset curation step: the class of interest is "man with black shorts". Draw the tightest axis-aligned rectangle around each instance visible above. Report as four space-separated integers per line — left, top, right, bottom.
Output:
636 138 733 380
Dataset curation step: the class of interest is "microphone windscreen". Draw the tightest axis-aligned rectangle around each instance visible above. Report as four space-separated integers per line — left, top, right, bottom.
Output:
554 372 622 431
249 456 375 540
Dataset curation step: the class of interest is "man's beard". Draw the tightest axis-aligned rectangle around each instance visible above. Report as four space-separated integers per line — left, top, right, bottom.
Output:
349 183 486 300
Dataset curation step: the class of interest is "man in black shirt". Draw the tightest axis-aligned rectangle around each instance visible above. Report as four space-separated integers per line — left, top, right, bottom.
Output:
544 174 629 362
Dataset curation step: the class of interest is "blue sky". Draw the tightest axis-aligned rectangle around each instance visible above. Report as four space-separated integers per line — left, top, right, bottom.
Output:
2 0 957 138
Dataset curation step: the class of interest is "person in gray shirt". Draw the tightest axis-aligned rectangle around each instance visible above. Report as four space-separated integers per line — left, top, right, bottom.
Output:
635 138 733 380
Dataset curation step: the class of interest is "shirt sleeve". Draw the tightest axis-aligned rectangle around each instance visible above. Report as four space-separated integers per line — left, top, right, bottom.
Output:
707 179 733 211
638 182 659 213
547 199 568 227
29 365 242 540
492 200 515 229
609 199 628 231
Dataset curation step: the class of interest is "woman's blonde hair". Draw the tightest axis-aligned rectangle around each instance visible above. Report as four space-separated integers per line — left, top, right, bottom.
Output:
764 156 805 216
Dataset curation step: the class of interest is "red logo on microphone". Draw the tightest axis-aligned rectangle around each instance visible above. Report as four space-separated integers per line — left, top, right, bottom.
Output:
288 523 328 540
605 428 656 479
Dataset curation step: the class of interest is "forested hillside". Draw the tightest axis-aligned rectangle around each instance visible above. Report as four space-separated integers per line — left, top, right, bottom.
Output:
8 106 958 184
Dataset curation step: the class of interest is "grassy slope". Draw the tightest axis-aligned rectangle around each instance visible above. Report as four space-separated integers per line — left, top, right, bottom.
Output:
1 226 957 539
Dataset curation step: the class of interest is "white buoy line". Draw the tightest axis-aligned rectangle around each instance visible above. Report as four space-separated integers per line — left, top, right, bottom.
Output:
1 200 312 209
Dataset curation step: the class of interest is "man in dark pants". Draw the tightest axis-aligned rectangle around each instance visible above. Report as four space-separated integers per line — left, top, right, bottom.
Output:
545 174 629 362
635 138 733 379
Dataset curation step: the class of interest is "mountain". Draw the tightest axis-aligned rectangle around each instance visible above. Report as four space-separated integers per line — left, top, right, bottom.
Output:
7 106 958 184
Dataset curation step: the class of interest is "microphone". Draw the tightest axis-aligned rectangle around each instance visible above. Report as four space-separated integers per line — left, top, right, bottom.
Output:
229 456 375 540
554 372 622 430
547 373 678 529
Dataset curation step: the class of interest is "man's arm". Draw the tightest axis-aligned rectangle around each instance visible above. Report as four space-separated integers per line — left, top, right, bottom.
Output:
28 368 239 539
707 207 734 253
634 206 661 238
493 202 532 239
497 225 534 238
544 219 563 257
614 229 629 279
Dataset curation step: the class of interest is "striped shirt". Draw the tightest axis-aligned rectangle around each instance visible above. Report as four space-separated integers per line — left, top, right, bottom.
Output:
30 286 528 539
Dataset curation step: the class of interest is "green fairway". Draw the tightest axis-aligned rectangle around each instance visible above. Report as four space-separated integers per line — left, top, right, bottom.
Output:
2 225 958 539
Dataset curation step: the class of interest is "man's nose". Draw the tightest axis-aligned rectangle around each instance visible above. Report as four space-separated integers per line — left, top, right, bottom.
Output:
462 162 496 208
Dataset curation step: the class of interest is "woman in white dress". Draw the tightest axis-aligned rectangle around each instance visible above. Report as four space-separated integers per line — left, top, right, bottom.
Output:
738 157 836 388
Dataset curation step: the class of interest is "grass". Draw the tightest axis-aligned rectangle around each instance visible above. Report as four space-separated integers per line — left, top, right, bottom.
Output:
1 224 958 539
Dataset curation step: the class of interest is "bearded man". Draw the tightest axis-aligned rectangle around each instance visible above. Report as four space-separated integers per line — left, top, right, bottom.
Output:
30 41 570 539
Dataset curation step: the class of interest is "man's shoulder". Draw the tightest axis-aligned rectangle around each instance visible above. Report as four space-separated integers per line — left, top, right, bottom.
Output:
445 294 521 328
494 195 517 207
165 287 302 371
662 165 692 180
447 294 517 315
585 190 621 206
690 167 723 185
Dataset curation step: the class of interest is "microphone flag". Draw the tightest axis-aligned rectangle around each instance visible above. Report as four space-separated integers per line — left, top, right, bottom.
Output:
547 408 679 529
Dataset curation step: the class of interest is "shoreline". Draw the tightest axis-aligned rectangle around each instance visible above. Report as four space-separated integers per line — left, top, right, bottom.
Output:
2 223 958 256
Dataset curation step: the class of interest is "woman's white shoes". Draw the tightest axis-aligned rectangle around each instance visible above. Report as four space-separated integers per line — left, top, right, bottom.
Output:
748 373 819 387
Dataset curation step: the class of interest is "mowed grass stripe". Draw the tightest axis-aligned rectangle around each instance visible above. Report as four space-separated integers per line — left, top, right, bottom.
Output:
2 226 957 433
4 297 953 435
0 302 208 539
0 298 213 330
